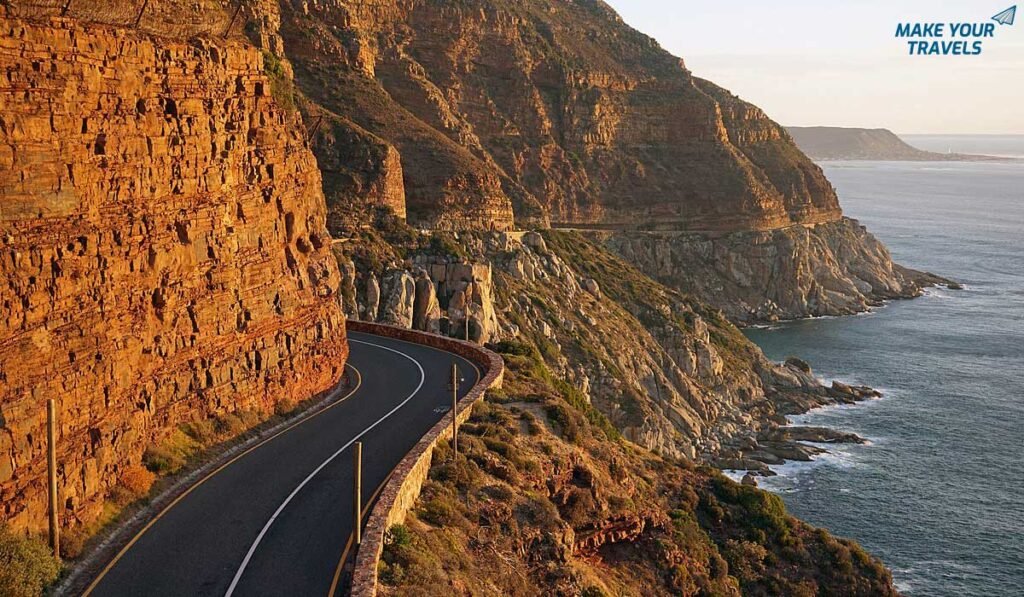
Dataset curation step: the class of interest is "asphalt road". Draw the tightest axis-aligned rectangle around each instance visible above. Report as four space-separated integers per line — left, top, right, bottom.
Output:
83 331 479 597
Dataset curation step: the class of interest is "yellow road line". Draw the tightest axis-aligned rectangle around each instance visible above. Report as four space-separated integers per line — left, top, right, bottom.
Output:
82 364 363 596
326 468 395 597
85 332 488 597
326 351 483 597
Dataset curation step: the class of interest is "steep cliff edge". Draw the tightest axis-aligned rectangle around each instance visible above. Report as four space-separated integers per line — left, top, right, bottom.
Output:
0 11 347 532
262 0 940 321
276 0 841 233
335 218 882 473
600 218 950 323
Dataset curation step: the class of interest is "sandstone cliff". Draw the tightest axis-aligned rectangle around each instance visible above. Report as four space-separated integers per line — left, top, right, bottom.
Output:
274 0 841 233
248 0 942 321
0 9 347 532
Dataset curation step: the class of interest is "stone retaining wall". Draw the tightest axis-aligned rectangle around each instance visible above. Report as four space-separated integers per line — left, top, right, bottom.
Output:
346 321 503 597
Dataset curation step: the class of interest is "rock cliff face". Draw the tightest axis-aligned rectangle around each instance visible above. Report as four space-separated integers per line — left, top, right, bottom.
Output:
600 218 939 323
0 12 347 531
337 224 863 466
255 0 936 321
268 0 842 233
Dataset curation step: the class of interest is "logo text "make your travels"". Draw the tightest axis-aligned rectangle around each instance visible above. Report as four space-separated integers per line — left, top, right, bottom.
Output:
896 5 1015 55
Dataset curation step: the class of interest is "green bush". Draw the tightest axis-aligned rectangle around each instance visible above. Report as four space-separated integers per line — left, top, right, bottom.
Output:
0 526 61 597
274 399 297 417
419 496 457 526
385 524 414 549
143 429 199 474
261 51 295 112
489 340 536 358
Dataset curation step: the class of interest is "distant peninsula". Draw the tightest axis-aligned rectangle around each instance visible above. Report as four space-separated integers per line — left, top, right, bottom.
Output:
787 126 1003 161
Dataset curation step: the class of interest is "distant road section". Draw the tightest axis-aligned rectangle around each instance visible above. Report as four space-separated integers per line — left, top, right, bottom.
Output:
786 126 1006 161
82 331 478 597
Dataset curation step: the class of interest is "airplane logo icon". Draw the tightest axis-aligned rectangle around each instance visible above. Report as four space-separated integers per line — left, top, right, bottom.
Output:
992 5 1016 25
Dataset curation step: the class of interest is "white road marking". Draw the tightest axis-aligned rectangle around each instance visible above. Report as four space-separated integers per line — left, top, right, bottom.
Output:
224 339 425 597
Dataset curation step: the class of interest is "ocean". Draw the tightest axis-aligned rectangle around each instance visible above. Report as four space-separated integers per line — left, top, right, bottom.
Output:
743 143 1024 596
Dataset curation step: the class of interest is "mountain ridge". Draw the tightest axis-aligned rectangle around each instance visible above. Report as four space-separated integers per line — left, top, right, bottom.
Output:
787 125 1005 161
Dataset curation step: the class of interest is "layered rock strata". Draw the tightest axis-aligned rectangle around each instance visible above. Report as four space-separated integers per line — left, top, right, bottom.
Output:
259 0 933 320
0 14 347 531
600 218 943 323
274 0 841 233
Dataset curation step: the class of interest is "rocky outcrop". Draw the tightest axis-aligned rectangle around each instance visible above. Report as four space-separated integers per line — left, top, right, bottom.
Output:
599 218 947 323
346 254 501 344
0 14 347 531
380 271 416 328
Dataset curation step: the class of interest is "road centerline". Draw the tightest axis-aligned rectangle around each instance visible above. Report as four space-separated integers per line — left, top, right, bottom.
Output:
81 362 363 597
223 339 426 597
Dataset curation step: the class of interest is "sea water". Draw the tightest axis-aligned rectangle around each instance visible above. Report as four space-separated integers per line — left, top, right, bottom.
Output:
744 145 1024 596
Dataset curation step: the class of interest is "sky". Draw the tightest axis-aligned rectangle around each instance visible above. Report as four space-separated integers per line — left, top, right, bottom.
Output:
603 1 1024 134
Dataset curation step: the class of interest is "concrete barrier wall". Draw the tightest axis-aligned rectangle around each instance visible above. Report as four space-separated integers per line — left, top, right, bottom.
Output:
347 321 504 596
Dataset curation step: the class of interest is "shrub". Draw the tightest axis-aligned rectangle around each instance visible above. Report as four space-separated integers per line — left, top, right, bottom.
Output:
489 340 536 358
559 487 597 526
385 524 413 549
213 413 246 437
261 51 295 112
143 429 199 474
544 403 581 443
118 465 156 500
515 494 561 529
378 560 405 586
180 418 217 445
0 526 61 597
419 496 457 527
274 399 297 417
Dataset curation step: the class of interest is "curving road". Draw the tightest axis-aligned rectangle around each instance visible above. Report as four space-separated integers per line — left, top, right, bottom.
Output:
82 331 479 597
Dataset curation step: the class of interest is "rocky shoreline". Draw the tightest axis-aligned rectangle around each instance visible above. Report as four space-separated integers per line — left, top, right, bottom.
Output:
714 356 882 480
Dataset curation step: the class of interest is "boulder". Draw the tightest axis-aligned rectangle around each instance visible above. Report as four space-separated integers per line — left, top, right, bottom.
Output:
522 231 547 254
413 275 442 333
364 273 381 321
380 271 416 327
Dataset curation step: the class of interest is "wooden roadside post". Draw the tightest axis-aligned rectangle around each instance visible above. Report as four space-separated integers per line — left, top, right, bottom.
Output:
46 399 59 558
353 441 362 545
450 363 458 458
